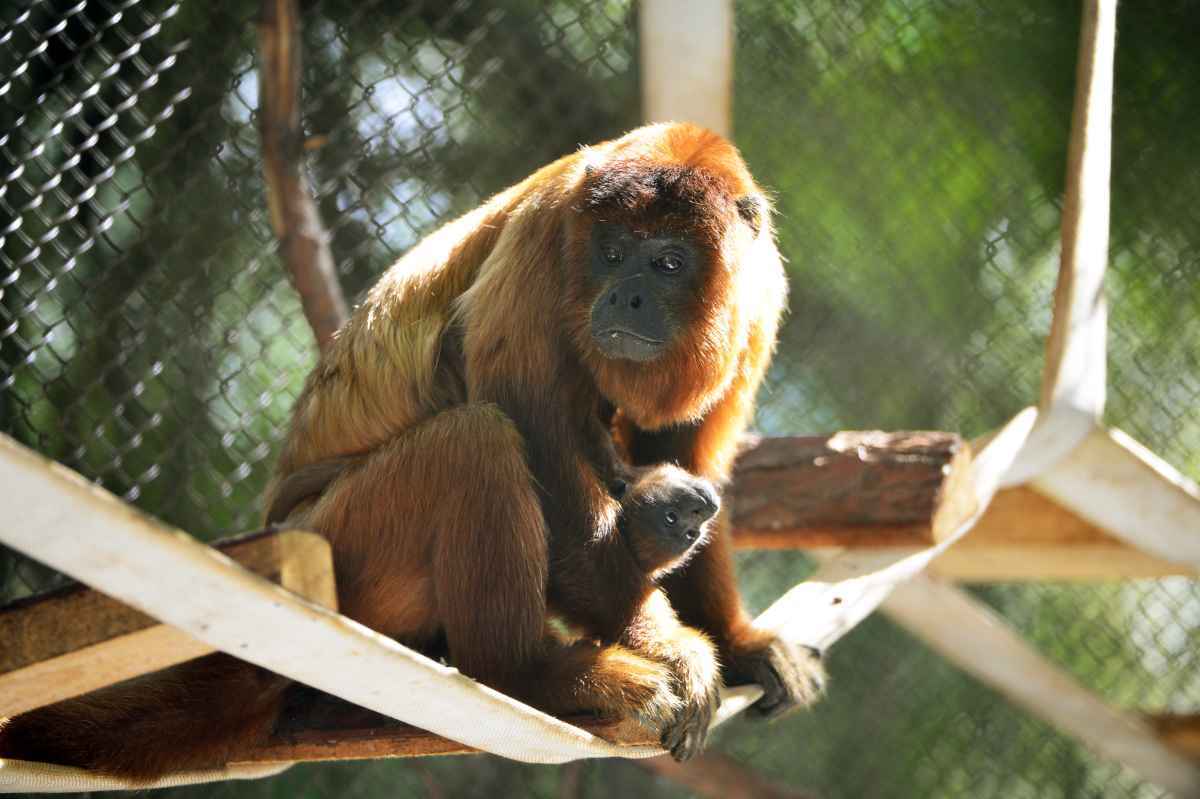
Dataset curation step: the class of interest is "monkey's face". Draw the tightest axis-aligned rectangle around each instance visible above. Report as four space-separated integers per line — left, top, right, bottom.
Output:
618 465 720 577
586 223 706 363
566 145 784 429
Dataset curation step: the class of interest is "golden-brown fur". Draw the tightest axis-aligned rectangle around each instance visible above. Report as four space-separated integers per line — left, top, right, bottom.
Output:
0 123 822 777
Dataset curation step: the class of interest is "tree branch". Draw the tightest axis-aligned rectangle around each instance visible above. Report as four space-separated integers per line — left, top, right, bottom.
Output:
257 0 348 353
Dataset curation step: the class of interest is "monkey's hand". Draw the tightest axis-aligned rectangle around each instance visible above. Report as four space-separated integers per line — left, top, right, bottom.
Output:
724 631 825 720
650 627 722 762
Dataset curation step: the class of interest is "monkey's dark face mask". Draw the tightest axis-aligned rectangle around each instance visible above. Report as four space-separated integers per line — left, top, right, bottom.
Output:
618 472 720 576
587 222 703 363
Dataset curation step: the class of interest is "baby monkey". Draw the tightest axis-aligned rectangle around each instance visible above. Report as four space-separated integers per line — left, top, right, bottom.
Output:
613 464 720 578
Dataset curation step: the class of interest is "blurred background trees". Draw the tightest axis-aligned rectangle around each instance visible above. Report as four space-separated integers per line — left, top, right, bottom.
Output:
1 1 1197 796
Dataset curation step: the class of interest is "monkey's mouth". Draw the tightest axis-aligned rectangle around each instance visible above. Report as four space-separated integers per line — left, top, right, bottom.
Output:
592 327 665 362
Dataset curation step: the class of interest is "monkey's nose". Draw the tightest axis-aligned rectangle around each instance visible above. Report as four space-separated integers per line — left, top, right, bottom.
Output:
608 286 645 311
677 488 719 526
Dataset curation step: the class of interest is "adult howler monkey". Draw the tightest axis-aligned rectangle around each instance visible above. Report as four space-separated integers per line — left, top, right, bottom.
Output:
0 123 823 776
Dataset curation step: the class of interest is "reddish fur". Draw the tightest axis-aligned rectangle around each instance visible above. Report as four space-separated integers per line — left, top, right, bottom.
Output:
0 123 817 777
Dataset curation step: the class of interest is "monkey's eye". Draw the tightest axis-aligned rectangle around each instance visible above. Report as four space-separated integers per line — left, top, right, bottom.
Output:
664 511 679 527
653 253 686 274
602 245 623 264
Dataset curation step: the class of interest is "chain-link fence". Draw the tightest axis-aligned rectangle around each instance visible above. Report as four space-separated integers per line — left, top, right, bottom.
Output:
2 1 1197 797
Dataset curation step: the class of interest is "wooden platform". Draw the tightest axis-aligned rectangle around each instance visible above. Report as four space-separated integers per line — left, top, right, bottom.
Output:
2 431 1193 765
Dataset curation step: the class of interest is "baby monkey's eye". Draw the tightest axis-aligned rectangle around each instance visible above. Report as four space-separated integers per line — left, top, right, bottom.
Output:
664 511 679 526
602 245 622 264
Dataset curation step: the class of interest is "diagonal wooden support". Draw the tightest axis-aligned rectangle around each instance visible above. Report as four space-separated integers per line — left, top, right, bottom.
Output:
882 577 1200 797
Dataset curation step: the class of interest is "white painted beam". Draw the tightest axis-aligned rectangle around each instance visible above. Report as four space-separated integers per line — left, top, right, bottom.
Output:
639 0 733 136
1004 0 1116 487
883 577 1200 798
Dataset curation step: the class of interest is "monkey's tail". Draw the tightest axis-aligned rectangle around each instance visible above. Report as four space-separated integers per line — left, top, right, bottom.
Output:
0 653 287 782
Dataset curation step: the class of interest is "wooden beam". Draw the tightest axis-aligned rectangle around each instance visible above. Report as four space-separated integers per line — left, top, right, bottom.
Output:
728 432 1192 581
635 751 818 799
883 577 1200 797
639 0 733 136
1034 427 1200 572
930 485 1190 581
0 530 336 718
1148 715 1200 761
239 689 657 764
1002 0 1116 487
1039 0 1114 419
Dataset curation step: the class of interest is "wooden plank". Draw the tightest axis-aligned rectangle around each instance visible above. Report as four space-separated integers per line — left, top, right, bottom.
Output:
882 577 1200 797
639 0 733 136
0 530 336 718
240 689 656 764
1034 427 1200 571
931 485 1191 581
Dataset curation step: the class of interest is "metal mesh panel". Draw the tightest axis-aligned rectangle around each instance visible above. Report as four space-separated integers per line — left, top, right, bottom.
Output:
2 1 1196 797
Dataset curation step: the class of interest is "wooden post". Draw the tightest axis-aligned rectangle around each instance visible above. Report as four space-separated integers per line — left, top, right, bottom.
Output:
639 0 733 136
1002 0 1116 486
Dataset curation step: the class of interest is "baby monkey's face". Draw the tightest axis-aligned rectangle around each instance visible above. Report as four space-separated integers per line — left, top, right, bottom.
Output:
617 464 720 577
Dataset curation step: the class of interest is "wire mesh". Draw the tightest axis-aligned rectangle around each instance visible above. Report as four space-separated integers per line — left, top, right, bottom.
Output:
1 1 1197 797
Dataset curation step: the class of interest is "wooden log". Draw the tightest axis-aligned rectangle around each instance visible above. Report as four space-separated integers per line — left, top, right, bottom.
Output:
0 529 335 717
730 431 970 548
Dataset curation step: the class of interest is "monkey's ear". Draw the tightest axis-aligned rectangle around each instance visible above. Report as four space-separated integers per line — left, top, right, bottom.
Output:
736 194 763 236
